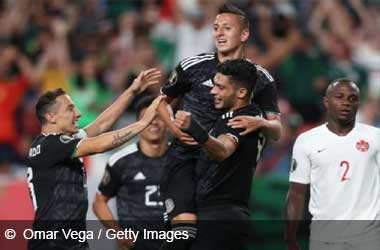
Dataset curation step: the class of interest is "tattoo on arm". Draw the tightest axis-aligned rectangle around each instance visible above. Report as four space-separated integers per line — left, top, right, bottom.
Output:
112 131 134 146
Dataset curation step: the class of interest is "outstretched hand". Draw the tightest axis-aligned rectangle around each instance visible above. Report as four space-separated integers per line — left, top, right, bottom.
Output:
140 95 164 125
130 68 162 94
227 115 264 136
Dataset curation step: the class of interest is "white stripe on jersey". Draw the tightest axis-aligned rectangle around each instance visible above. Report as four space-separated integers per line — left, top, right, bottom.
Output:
108 143 138 167
180 53 214 68
180 54 215 71
255 64 274 82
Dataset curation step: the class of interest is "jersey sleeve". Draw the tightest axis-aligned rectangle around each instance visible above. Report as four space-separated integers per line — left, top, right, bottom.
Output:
289 135 311 184
98 164 122 197
215 118 246 145
160 63 192 98
45 135 82 163
252 66 280 115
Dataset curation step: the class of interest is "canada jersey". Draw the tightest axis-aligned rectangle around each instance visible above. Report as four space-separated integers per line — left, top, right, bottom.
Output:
98 143 166 230
290 123 380 240
161 53 279 136
27 132 88 249
196 104 266 208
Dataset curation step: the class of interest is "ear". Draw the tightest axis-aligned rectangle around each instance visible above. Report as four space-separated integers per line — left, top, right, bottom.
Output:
323 96 328 109
240 28 249 43
46 112 57 124
237 87 248 99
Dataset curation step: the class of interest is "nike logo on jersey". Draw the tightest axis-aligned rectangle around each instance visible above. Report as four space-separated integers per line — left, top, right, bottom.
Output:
201 79 213 88
317 148 326 153
133 172 146 181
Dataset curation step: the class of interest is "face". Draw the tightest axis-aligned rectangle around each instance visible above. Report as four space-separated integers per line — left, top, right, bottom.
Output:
213 13 249 55
324 83 360 126
211 73 237 110
49 95 82 135
138 108 166 143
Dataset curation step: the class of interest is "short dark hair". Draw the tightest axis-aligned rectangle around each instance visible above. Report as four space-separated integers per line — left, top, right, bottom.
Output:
36 88 66 125
217 4 249 28
135 95 155 119
326 78 360 97
216 59 257 97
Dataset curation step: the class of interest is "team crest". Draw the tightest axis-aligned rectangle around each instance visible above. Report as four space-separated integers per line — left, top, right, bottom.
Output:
60 135 74 144
356 140 369 152
165 198 175 214
290 159 297 172
101 169 110 185
168 70 178 85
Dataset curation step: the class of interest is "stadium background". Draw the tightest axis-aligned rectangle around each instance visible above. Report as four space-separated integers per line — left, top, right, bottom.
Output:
0 0 379 249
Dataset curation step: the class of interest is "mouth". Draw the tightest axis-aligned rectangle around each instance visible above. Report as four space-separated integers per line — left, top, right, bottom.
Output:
216 39 227 46
214 97 222 105
148 126 160 133
338 109 352 116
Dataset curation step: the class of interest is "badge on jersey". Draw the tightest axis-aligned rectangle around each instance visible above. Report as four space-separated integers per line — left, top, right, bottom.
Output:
168 70 178 86
164 198 175 214
356 140 369 152
101 169 110 185
290 158 297 172
60 135 75 144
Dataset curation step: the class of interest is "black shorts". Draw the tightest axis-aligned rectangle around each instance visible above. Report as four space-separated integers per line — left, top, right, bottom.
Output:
160 145 200 222
190 205 250 250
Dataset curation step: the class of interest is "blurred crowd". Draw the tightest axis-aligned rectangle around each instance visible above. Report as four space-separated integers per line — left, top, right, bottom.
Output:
1 0 380 177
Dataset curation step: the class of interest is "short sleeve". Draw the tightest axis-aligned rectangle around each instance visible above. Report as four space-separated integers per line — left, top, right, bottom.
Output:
252 66 280 114
45 135 82 162
160 63 192 98
289 135 311 184
213 118 245 145
98 164 123 197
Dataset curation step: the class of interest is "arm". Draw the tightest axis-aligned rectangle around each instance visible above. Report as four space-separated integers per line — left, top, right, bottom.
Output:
85 68 161 137
93 193 133 250
157 97 197 145
174 111 238 161
75 96 163 157
284 182 307 250
227 113 281 141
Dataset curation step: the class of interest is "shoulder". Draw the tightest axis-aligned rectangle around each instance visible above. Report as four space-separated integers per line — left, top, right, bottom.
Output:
356 122 380 134
108 143 139 167
252 62 275 83
295 125 326 146
178 53 215 71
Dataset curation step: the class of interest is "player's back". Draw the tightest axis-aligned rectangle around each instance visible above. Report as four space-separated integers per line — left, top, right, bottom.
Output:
27 134 88 249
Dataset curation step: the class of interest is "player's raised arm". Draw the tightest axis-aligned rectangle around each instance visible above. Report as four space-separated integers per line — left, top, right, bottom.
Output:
85 68 161 137
284 182 307 250
75 96 163 157
174 111 237 161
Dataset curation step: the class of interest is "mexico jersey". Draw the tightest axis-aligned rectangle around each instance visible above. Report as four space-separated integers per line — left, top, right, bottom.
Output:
98 143 166 231
161 53 279 135
196 104 266 209
27 130 88 249
290 123 380 241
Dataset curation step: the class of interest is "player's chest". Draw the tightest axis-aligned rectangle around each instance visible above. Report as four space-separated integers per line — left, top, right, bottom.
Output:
309 136 378 180
188 68 216 94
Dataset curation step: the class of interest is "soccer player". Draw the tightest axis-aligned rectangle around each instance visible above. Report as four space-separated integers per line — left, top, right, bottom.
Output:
174 59 265 249
285 79 380 250
158 4 281 248
93 96 169 250
27 69 163 250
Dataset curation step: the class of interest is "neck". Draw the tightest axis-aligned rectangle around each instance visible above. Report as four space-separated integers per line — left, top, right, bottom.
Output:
217 46 245 63
41 125 66 135
228 100 250 112
326 118 355 136
139 138 168 158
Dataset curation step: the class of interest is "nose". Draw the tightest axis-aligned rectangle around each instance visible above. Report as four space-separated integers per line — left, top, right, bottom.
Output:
210 86 217 95
75 108 82 118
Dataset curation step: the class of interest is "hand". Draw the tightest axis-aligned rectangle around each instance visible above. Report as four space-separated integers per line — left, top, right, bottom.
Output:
177 130 198 145
227 115 264 136
140 95 164 125
117 237 134 250
129 68 162 94
174 111 192 130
